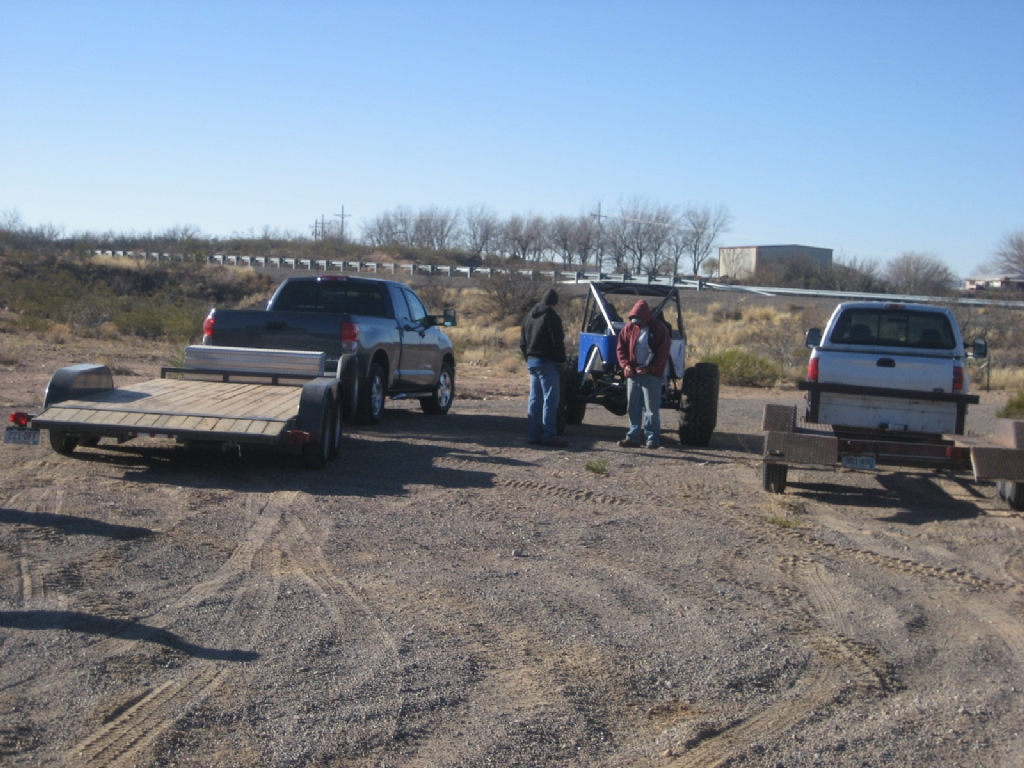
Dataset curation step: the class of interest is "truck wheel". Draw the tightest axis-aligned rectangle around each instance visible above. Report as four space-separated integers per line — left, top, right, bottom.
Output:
420 362 455 415
562 366 587 426
762 463 788 493
303 399 337 470
49 430 78 455
353 363 385 425
997 481 1024 511
678 363 720 447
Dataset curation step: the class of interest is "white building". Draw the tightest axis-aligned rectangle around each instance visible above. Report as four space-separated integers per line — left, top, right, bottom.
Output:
718 244 833 279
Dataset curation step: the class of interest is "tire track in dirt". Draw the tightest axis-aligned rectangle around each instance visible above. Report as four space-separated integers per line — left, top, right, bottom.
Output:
64 491 295 767
495 477 630 506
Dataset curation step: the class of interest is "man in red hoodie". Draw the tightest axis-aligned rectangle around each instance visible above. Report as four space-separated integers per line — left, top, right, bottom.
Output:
616 299 670 448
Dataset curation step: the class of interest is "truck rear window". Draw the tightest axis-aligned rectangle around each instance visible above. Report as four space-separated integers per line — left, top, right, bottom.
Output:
272 282 388 317
829 308 956 349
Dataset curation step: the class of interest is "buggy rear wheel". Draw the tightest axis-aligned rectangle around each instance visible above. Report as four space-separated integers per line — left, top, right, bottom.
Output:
678 362 719 446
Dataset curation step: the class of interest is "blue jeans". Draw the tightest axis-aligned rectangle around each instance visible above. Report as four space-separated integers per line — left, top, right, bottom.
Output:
625 373 661 446
527 358 560 442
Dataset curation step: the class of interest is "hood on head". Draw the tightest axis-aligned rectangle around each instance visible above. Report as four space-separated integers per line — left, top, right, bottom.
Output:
628 300 654 325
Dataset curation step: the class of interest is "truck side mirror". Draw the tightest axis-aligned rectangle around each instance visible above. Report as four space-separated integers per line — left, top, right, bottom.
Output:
972 338 987 359
442 307 457 327
805 328 822 348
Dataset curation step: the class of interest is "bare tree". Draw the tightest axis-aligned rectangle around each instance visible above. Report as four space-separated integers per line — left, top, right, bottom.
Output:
820 255 882 292
614 200 675 275
572 213 600 270
480 269 540 321
883 252 957 296
548 216 575 267
502 214 547 262
680 204 732 276
990 229 1024 274
463 205 500 260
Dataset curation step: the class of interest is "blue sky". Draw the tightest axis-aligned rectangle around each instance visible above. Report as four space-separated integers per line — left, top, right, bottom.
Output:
2 1 1021 276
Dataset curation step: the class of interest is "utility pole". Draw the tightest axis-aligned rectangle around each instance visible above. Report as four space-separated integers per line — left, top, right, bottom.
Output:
334 206 351 242
591 204 607 274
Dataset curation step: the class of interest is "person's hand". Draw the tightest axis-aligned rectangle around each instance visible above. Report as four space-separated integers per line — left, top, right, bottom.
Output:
623 365 632 377
636 365 648 375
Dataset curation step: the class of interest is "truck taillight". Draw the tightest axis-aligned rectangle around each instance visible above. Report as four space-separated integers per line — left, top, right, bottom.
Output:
202 310 215 341
953 364 964 392
807 356 819 382
341 321 360 354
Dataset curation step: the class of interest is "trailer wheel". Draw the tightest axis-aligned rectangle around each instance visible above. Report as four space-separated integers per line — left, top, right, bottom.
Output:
353 363 386 424
420 362 455 415
303 399 337 470
679 363 720 446
762 463 788 493
327 397 342 460
997 480 1024 511
49 430 78 455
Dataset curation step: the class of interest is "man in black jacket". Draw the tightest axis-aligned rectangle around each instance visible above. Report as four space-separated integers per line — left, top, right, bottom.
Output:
519 288 568 448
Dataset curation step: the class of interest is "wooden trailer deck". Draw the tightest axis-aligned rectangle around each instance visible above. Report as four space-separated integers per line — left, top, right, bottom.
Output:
33 376 305 442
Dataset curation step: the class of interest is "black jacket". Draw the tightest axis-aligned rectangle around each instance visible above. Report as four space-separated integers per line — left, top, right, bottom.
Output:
520 304 566 363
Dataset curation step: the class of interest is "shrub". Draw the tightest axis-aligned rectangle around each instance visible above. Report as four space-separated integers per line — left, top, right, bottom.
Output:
702 348 780 388
997 391 1024 419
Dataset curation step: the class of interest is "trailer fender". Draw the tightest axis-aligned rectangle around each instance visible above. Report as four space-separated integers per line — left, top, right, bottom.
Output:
44 364 114 408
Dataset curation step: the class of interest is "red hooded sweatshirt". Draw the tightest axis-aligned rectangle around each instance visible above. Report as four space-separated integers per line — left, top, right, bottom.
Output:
616 300 671 378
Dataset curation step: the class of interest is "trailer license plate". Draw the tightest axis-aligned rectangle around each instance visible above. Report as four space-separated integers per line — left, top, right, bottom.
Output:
842 454 876 470
4 427 40 446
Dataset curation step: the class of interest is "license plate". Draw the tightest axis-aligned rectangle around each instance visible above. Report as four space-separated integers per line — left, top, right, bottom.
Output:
4 427 40 446
842 454 876 470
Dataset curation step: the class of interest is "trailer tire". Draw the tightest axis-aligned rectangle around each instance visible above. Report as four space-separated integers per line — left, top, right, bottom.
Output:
353 363 386 425
420 362 455 415
303 399 337 470
997 480 1024 511
49 430 78 455
762 463 788 493
679 363 719 446
326 397 342 460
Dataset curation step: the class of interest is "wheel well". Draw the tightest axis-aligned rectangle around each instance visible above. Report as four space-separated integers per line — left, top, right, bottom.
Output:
443 353 455 371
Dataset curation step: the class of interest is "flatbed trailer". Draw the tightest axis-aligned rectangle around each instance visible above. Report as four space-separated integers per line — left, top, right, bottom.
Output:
5 346 342 469
761 385 1024 510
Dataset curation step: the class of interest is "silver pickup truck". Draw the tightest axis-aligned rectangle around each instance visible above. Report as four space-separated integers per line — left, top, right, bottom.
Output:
758 300 1011 496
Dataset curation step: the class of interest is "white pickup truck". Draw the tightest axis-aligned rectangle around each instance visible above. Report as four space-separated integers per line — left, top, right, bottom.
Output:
760 301 1024 508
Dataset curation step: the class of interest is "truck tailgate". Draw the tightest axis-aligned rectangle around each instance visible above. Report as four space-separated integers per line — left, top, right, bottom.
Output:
818 349 954 392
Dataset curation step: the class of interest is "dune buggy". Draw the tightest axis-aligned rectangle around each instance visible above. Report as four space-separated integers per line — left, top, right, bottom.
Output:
560 282 720 446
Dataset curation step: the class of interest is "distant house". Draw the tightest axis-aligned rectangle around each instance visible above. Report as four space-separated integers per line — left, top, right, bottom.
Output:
718 244 833 279
964 275 1024 292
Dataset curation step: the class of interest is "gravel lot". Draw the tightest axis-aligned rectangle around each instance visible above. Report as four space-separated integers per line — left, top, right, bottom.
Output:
1 345 1023 767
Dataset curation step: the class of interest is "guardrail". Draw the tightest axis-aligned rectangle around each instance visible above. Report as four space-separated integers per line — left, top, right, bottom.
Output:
92 251 1024 308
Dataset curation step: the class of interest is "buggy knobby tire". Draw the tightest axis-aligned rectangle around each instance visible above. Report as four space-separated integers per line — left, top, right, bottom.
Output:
762 462 788 493
420 362 455 415
561 364 588 426
49 430 78 455
353 363 386 425
678 362 720 446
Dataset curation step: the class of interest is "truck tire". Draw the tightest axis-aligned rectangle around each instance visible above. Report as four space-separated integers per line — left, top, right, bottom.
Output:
762 463 788 493
303 398 337 470
562 364 587 426
49 430 78 455
420 362 455 415
353 363 385 425
678 362 720 446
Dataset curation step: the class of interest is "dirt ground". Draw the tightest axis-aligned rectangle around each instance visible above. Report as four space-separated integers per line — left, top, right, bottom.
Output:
1 337 1023 767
